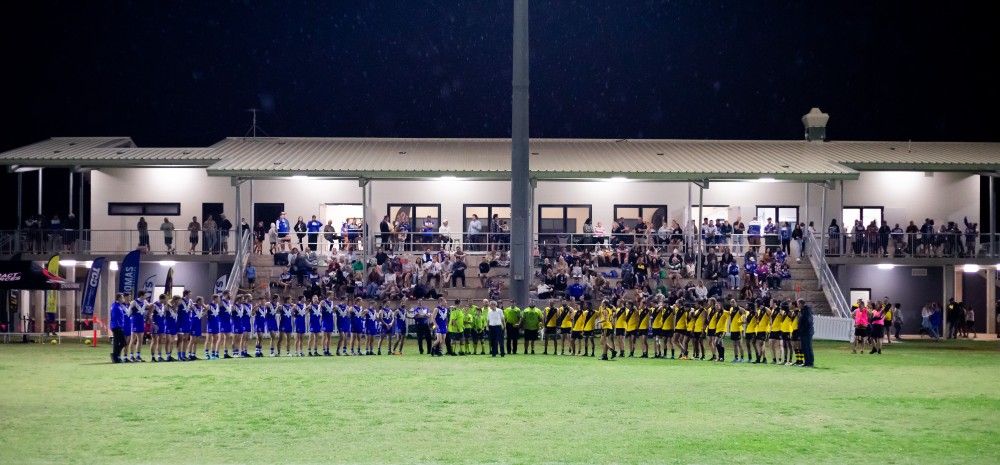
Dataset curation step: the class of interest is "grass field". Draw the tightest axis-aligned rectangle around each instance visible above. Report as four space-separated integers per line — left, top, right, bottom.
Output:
1 338 999 465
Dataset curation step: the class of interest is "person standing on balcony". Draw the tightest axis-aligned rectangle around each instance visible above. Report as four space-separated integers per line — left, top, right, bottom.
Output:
746 217 761 254
202 215 217 255
467 214 482 251
137 217 150 252
293 216 307 250
253 221 266 255
187 216 200 254
379 215 391 251
276 212 291 252
218 214 232 254
322 220 337 252
779 222 792 256
160 218 175 255
306 215 322 252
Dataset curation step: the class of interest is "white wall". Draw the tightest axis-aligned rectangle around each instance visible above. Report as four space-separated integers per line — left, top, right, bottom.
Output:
90 168 982 237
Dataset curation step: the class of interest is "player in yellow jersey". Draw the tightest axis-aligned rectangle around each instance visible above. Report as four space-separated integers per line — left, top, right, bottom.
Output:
559 302 576 355
754 305 772 364
625 302 641 357
789 304 803 366
780 304 794 365
613 302 628 357
713 301 731 362
661 303 677 359
571 300 587 356
598 300 617 360
706 300 720 361
745 304 759 362
582 301 598 357
543 300 561 355
690 305 706 360
637 301 651 358
650 302 665 358
672 303 689 359
769 307 785 364
726 300 744 362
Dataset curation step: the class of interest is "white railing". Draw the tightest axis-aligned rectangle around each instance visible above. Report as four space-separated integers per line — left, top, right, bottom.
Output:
813 315 853 341
804 230 851 319
224 230 252 294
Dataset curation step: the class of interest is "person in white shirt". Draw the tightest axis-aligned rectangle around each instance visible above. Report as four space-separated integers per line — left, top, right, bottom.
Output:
468 215 483 251
486 301 506 357
438 218 453 250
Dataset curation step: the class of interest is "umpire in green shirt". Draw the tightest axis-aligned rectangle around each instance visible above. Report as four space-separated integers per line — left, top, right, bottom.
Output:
521 304 543 354
503 301 522 355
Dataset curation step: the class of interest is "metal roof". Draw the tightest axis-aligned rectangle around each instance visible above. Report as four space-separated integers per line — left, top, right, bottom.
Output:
204 137 860 180
3 136 999 179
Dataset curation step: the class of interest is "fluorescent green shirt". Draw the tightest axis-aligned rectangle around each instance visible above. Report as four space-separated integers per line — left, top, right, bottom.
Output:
503 306 522 325
521 307 542 331
471 311 487 331
448 308 465 332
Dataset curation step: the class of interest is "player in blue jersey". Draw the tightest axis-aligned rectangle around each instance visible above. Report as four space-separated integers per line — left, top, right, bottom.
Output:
186 296 204 360
431 297 450 357
229 295 244 358
241 294 253 357
320 292 336 356
252 296 267 357
207 294 221 359
293 296 307 356
163 296 179 361
366 301 380 355
377 302 395 355
119 295 133 362
393 301 408 355
336 301 350 355
278 296 294 356
265 295 280 356
128 292 148 362
308 295 323 356
350 298 365 355
176 292 191 361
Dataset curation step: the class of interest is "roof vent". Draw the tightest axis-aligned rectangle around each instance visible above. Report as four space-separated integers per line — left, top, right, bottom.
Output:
802 107 829 142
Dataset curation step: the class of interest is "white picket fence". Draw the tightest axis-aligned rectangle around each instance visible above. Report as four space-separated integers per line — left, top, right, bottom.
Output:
813 315 853 341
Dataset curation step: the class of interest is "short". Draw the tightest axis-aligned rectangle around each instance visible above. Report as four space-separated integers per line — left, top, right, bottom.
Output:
545 328 560 338
151 317 163 334
435 326 448 335
463 329 472 340
164 237 173 246
674 329 687 338
730 332 741 341
560 327 572 335
232 320 244 335
613 328 625 337
769 332 782 340
176 318 190 334
265 317 278 333
278 232 289 239
309 319 323 333
603 328 614 338
791 330 800 342
254 317 267 333
189 320 202 337
279 320 292 333
189 235 198 245
294 318 307 334
472 330 483 342
571 331 583 340
662 329 674 338
585 330 596 338
164 318 177 336
755 333 767 341
218 317 232 334
351 319 364 334
744 332 754 340
524 329 539 341
625 330 637 338
870 325 884 338
707 329 716 337
854 326 867 337
322 316 335 333
206 319 219 334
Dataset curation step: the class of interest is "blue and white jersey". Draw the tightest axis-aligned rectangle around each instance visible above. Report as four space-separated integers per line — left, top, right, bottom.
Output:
221 299 234 317
129 299 148 317
310 303 322 319
281 304 293 319
191 304 205 320
295 303 307 316
153 301 166 318
434 306 449 327
413 306 429 323
259 303 271 318
209 303 221 317
321 299 334 315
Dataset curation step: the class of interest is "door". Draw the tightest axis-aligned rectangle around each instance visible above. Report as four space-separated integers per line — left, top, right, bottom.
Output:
254 203 284 231
849 288 872 308
202 203 224 253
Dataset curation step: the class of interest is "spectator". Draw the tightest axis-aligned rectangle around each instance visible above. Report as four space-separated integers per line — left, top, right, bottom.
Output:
253 221 266 255
478 256 491 288
137 217 150 251
159 217 175 254
438 218 453 249
294 216 307 249
202 215 217 254
468 214 483 251
827 219 840 255
187 216 200 254
379 215 392 250
305 215 322 251
920 303 940 340
218 214 232 253
323 220 337 252
451 257 467 287
246 264 257 290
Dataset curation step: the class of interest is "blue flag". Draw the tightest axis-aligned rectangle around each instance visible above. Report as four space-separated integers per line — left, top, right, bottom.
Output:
80 257 106 316
117 250 141 298
214 275 228 294
143 274 157 297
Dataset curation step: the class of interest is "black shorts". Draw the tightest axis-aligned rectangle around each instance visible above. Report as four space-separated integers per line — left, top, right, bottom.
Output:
471 330 483 342
791 330 800 341
165 237 173 246
464 329 472 340
870 325 884 338
189 235 198 244
585 330 596 338
662 329 674 338
854 326 867 337
730 332 741 341
560 327 572 335
769 332 782 340
626 330 637 338
278 232 289 239
707 329 716 337
603 328 614 338
674 329 687 338
614 328 625 337
755 333 767 341
571 331 583 340
546 328 560 338
524 329 539 341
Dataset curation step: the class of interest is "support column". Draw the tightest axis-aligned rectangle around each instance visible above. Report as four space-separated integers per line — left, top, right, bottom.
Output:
360 178 370 261
16 172 22 252
69 171 74 216
78 170 86 252
64 266 77 332
820 183 827 236
986 268 996 336
696 182 705 277
990 175 995 257
804 183 810 228
942 265 954 338
37 168 43 215
510 0 531 306
233 178 242 253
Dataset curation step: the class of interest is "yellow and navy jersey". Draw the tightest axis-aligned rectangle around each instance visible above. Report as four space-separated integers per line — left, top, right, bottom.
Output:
649 308 663 329
790 312 800 331
708 310 720 331
597 306 612 329
561 308 576 329
693 309 706 333
884 307 893 322
662 307 676 330
780 312 793 333
729 309 744 333
613 307 627 329
638 308 650 330
572 310 588 331
755 310 771 333
583 309 598 331
715 309 731 334
626 308 641 331
544 307 559 328
674 309 688 330
771 312 785 333
686 310 696 332
746 312 759 334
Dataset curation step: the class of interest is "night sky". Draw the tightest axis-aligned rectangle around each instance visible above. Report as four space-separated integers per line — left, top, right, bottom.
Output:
1 1 998 228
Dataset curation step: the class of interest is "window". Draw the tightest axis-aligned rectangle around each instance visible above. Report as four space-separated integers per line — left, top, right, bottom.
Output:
108 202 181 216
538 204 592 234
386 204 441 233
690 205 730 223
842 206 884 229
464 204 511 233
756 205 799 225
613 205 668 229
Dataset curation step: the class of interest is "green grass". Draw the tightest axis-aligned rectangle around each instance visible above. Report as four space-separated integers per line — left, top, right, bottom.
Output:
1 338 999 464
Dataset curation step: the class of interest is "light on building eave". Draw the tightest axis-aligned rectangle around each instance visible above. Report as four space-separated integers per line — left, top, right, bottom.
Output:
962 264 980 273
876 264 895 270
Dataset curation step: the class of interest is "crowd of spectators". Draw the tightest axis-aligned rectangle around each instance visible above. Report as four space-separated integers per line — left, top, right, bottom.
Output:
824 216 982 257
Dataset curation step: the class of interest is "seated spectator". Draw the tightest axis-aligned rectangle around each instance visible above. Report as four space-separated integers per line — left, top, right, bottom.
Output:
567 277 586 301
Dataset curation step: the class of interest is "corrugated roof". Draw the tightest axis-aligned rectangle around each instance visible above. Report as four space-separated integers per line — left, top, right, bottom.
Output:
0 138 220 166
204 137 861 180
3 136 999 179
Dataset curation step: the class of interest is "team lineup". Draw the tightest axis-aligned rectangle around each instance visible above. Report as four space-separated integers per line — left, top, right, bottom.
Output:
106 289 816 366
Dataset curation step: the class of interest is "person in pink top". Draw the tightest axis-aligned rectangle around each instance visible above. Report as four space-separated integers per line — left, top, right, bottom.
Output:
868 306 885 354
851 299 870 354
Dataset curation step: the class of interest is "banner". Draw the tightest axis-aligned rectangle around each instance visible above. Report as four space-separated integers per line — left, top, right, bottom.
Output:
164 267 174 296
80 257 106 316
213 275 228 294
117 250 141 297
143 274 157 297
45 255 59 315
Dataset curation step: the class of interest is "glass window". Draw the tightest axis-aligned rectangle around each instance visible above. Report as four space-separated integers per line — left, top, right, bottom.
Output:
108 202 180 216
843 206 884 229
614 205 668 230
538 205 593 234
463 205 510 234
692 205 730 223
756 205 798 225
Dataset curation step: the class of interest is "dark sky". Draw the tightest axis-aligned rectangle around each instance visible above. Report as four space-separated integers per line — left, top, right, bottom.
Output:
1 0 998 226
